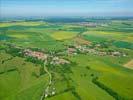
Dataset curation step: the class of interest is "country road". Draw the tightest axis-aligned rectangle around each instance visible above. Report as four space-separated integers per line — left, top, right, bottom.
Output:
40 60 52 100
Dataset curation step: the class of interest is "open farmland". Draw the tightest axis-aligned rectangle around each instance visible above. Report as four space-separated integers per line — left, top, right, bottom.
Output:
0 18 133 100
51 31 78 40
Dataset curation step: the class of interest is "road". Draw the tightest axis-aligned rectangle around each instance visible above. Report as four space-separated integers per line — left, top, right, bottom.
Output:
40 60 52 100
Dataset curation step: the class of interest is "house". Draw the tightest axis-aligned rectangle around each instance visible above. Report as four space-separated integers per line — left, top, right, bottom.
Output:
98 51 107 56
24 49 48 60
67 48 77 55
51 57 70 65
111 51 121 56
78 22 97 27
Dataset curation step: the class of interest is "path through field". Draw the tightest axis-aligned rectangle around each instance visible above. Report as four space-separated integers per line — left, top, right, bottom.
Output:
40 60 52 100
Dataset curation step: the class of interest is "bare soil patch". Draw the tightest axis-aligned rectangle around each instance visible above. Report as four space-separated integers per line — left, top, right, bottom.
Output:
124 60 133 70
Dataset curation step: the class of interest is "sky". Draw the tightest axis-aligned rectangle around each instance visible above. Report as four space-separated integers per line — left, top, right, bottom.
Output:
0 0 133 17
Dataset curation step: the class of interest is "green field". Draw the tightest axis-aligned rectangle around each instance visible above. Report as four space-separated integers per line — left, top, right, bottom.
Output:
0 19 133 100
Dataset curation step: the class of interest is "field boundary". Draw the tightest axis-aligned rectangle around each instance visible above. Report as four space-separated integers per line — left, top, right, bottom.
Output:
92 77 125 100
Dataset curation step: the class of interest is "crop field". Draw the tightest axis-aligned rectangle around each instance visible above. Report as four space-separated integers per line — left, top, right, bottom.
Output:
51 31 78 40
0 18 133 100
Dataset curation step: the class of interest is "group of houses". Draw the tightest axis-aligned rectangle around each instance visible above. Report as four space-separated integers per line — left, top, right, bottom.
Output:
50 57 70 65
23 49 48 60
23 49 70 65
76 22 108 27
23 43 126 66
66 44 126 57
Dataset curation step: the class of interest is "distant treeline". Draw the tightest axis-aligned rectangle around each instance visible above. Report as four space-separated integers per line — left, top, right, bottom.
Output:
1 16 133 23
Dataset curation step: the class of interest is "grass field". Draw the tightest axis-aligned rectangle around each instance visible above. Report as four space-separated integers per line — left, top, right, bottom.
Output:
0 19 133 100
0 51 49 100
66 54 133 99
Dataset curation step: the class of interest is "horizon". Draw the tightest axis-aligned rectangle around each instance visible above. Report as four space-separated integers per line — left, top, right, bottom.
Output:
0 0 133 17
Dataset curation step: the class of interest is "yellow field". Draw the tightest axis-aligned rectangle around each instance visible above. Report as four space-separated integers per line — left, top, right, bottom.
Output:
0 22 44 27
125 35 133 42
51 31 77 40
83 31 125 35
8 34 29 39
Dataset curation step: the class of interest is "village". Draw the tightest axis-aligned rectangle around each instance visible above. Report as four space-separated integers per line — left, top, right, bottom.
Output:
23 42 127 65
5 41 127 99
22 42 127 99
68 44 127 57
74 22 109 27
